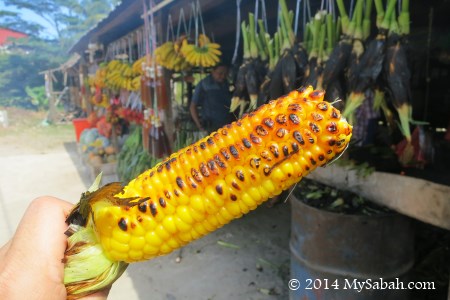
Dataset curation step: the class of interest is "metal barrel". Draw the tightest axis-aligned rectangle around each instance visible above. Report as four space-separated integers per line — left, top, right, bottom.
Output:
289 195 415 300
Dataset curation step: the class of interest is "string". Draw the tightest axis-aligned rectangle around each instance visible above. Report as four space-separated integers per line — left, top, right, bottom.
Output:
149 0 158 118
166 14 175 42
349 0 355 20
176 8 188 38
294 0 302 36
231 0 242 65
142 0 151 65
196 0 206 38
260 0 268 32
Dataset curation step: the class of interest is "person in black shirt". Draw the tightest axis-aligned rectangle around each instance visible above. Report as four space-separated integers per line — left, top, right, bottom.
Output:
190 63 234 133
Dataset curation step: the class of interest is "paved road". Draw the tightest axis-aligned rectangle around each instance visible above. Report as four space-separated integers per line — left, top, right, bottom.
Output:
0 141 291 299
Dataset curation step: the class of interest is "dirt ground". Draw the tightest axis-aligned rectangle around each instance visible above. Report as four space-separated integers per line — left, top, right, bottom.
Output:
0 107 292 300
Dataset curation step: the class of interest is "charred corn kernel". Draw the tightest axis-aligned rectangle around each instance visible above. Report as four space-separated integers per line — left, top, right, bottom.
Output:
64 86 352 299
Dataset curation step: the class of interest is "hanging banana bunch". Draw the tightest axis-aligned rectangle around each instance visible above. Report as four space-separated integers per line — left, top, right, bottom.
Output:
104 59 142 92
180 34 222 68
155 35 192 72
178 1 222 69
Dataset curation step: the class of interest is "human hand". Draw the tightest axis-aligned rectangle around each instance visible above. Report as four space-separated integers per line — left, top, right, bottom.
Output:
0 197 110 300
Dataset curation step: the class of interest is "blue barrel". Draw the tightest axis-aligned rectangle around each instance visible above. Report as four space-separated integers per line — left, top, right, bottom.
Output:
289 195 414 300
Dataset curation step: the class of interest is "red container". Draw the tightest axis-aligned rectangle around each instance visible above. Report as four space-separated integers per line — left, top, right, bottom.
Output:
72 118 90 142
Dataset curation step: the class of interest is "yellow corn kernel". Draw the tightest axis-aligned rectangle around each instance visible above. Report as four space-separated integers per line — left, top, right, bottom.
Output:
174 216 190 232
189 206 205 222
144 231 163 247
179 231 193 243
162 216 177 234
218 206 234 222
129 250 143 261
76 86 352 263
160 244 172 254
129 236 146 251
241 192 257 209
109 238 129 254
176 206 194 224
247 187 262 206
166 237 180 249
238 201 250 215
193 222 208 236
190 194 206 213
143 244 159 256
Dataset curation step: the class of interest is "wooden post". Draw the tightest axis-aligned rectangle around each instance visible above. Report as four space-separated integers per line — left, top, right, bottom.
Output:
80 63 93 115
157 9 174 150
46 71 58 123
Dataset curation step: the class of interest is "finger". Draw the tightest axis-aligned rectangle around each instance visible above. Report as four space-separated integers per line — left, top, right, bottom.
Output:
0 240 11 261
8 197 74 281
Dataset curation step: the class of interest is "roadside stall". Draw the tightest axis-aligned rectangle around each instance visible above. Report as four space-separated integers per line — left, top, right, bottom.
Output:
66 1 450 298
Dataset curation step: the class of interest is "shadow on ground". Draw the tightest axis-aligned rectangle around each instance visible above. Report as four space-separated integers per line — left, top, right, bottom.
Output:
126 203 292 300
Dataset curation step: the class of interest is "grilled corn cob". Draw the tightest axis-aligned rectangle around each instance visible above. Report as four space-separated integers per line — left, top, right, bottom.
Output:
64 86 352 299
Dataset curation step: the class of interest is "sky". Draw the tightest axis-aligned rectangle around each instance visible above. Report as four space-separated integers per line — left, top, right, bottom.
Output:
0 1 58 38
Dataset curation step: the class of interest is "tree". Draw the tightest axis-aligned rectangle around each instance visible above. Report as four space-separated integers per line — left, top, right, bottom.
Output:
0 38 63 107
0 0 119 108
0 10 43 36
2 0 120 49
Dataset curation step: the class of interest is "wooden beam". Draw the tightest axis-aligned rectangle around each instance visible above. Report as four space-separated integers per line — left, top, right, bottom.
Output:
307 164 450 230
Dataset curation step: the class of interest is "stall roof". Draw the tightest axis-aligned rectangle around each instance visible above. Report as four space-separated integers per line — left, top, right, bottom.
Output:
39 53 81 74
68 0 283 63
68 0 144 54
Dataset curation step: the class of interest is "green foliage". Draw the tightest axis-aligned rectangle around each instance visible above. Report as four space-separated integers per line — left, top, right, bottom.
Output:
25 86 48 109
117 127 161 183
0 38 63 108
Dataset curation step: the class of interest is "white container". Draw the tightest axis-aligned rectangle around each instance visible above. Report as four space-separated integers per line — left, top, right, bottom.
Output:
0 110 8 128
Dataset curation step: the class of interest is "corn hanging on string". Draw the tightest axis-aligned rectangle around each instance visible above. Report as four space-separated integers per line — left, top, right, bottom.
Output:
64 86 352 299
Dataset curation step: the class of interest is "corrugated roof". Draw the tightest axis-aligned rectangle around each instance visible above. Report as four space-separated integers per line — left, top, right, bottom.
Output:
0 27 28 45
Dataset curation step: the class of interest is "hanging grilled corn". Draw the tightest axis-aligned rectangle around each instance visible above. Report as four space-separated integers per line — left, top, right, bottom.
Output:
64 86 352 299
